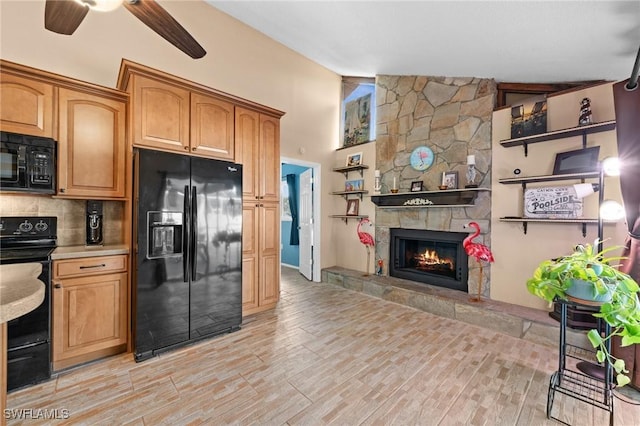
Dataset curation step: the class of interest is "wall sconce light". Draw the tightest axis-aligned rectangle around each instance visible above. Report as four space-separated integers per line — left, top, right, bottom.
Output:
600 199 625 221
572 183 599 199
602 156 621 177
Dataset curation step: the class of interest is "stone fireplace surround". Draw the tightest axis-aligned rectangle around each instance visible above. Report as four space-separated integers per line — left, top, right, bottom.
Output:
374 75 496 298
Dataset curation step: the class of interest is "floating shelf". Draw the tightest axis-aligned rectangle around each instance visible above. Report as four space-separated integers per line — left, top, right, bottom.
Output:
330 214 369 224
331 190 369 200
498 171 600 185
498 216 618 237
332 164 369 178
499 120 616 156
370 188 489 208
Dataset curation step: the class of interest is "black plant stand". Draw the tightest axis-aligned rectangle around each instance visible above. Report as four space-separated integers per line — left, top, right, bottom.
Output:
546 299 614 425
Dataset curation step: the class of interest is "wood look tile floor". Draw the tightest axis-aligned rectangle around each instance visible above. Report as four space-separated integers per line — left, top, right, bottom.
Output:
7 268 640 425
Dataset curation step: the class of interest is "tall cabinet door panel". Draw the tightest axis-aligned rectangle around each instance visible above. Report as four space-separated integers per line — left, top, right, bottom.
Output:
57 88 126 198
191 93 234 160
259 115 280 203
132 75 190 152
0 74 54 137
242 202 259 313
259 202 280 306
236 107 260 200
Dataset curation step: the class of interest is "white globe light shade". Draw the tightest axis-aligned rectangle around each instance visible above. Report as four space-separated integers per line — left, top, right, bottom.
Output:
600 200 625 221
602 157 621 177
76 0 123 12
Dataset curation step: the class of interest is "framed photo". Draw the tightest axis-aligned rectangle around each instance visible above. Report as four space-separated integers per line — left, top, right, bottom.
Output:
442 171 458 189
552 146 600 175
346 152 363 167
346 199 359 216
345 179 364 192
341 80 376 147
410 181 423 192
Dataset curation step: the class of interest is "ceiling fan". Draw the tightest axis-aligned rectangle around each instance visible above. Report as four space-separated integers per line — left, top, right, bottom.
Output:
44 0 206 59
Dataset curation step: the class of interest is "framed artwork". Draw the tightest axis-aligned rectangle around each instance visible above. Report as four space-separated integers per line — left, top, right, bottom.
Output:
341 79 376 147
552 146 600 175
345 179 364 192
346 152 363 167
346 199 359 216
410 181 423 192
442 171 458 189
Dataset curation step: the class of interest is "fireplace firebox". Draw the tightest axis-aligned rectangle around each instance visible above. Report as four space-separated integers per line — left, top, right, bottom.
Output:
389 228 468 292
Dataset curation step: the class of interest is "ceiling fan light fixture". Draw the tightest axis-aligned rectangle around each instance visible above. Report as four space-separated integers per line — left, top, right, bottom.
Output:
75 0 123 12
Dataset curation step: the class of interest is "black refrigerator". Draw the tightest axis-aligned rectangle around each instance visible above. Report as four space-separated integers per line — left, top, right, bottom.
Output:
133 148 243 362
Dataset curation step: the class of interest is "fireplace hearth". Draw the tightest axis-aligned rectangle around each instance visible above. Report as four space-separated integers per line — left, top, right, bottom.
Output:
389 228 468 292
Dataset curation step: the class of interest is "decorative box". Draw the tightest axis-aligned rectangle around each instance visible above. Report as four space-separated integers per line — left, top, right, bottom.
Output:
524 186 582 219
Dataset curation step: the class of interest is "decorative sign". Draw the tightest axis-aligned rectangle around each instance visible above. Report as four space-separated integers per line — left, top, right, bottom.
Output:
524 186 583 219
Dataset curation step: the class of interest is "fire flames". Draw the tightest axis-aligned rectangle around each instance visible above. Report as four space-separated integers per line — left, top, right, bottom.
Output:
414 248 453 270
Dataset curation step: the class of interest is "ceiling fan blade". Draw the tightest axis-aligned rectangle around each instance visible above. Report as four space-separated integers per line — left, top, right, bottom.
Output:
44 0 90 35
123 0 206 59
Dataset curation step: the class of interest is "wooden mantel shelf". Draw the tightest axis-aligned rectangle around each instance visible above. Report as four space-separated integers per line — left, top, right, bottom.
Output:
370 188 490 208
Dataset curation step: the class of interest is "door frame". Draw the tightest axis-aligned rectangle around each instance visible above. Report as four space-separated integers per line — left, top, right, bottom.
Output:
280 156 322 282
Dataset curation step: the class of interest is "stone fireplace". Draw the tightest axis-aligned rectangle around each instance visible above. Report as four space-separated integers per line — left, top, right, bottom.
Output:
374 75 496 298
389 228 468 292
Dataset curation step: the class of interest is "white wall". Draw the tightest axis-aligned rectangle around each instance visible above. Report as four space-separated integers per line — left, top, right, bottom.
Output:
491 83 627 309
0 0 342 269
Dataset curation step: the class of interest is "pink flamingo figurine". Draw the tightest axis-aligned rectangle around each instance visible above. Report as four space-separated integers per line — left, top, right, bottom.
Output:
463 221 495 302
357 218 375 275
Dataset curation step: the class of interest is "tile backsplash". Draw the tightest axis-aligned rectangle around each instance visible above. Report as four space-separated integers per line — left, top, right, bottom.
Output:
0 194 124 246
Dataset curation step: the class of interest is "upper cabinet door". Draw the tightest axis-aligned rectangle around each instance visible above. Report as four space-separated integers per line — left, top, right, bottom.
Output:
259 114 280 203
57 88 126 199
191 93 235 160
235 107 260 200
0 74 54 138
132 75 190 153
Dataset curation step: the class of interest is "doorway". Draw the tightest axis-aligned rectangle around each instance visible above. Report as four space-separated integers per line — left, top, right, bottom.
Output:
280 157 321 282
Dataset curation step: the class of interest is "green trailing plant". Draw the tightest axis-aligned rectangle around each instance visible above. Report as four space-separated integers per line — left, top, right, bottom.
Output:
527 240 640 387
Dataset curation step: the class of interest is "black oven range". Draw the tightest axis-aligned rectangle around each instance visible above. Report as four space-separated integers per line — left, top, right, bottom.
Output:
0 216 57 391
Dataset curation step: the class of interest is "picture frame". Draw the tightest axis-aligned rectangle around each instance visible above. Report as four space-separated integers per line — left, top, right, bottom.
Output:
442 171 458 189
552 146 600 175
410 181 423 192
346 152 363 167
346 199 359 216
341 80 376 147
345 179 364 192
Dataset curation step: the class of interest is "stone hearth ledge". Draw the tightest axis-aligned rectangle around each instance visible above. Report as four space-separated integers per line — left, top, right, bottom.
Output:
322 266 588 349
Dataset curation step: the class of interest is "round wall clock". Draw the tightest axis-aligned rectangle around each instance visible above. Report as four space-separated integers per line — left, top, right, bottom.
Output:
409 146 434 171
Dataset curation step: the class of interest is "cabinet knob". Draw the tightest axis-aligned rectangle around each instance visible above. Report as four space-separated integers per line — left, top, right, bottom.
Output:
184 146 189 151
59 188 65 193
54 283 61 289
192 147 196 151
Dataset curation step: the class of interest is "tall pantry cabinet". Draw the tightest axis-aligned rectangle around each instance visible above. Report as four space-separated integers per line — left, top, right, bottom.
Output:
236 108 281 316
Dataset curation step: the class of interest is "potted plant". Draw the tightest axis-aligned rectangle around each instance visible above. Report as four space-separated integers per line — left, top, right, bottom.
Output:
526 240 640 386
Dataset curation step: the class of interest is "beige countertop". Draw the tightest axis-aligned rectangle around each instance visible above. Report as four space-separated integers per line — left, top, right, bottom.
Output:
0 263 45 324
51 244 129 260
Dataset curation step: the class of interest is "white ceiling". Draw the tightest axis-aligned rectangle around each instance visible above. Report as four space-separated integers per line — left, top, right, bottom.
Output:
206 0 640 83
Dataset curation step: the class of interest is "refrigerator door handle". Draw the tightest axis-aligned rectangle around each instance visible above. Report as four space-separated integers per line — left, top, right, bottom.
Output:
191 186 197 278
183 185 190 283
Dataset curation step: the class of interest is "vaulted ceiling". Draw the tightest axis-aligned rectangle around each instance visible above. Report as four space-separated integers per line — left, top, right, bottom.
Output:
208 1 640 83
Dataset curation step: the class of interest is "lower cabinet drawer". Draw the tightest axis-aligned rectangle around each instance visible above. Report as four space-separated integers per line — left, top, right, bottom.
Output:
54 255 127 278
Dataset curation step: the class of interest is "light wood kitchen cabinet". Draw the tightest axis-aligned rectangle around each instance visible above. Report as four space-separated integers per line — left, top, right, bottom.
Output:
0 72 54 138
52 255 128 371
237 107 281 315
129 74 190 152
121 65 235 160
57 88 127 199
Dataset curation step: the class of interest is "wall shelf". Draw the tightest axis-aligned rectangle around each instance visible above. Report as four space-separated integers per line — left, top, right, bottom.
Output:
331 190 369 200
499 216 617 237
330 214 368 224
332 164 369 178
498 171 599 186
499 120 616 156
370 188 489 208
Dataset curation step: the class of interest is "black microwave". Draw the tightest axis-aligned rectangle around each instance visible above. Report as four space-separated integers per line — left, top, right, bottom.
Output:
0 131 56 194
